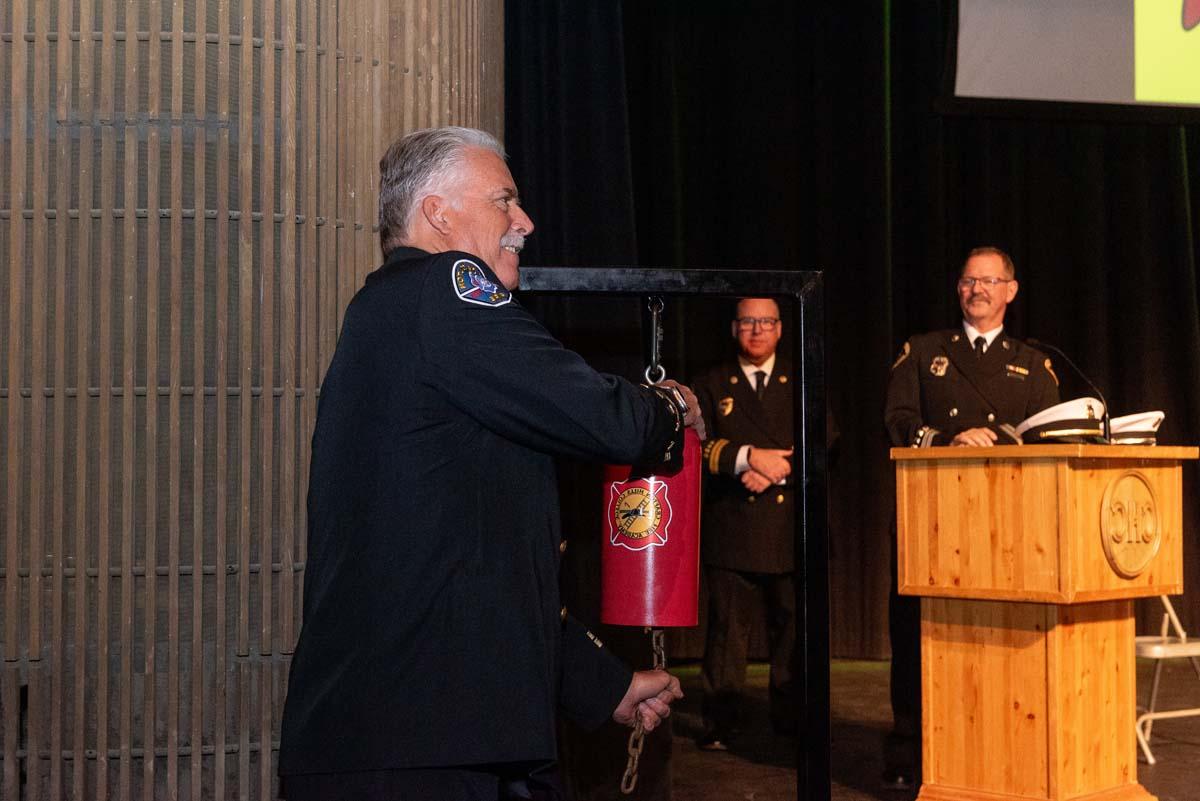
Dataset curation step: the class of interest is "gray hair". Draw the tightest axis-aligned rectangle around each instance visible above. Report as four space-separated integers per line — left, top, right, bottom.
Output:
377 126 507 256
963 245 1015 279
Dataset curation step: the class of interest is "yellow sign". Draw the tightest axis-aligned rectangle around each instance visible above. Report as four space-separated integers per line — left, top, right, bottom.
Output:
1135 0 1200 105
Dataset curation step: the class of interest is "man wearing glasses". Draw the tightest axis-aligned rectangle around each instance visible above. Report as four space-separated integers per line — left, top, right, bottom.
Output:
692 297 797 751
880 246 1058 789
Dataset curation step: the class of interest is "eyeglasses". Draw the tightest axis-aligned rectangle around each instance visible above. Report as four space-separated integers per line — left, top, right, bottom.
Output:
735 317 780 332
957 276 1012 290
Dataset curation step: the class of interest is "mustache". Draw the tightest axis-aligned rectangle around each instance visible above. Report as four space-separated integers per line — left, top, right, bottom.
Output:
500 233 525 253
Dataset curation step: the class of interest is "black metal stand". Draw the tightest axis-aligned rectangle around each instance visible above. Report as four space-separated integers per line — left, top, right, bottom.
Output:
520 266 829 801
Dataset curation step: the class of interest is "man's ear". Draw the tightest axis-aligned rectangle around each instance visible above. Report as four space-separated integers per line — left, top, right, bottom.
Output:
1007 279 1019 303
420 195 451 235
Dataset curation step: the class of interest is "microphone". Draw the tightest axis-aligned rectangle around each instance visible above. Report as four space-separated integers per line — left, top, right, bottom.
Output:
1025 338 1111 444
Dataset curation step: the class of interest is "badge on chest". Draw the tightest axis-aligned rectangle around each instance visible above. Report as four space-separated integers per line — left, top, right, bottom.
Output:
930 356 949 377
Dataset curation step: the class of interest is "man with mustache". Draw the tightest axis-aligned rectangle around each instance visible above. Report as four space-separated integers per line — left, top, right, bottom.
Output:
881 246 1059 789
279 126 702 801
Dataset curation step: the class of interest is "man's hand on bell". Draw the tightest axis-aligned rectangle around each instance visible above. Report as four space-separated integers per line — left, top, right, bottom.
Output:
658 380 707 440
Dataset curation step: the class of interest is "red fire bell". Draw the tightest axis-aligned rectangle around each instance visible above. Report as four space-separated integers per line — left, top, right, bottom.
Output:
600 427 701 627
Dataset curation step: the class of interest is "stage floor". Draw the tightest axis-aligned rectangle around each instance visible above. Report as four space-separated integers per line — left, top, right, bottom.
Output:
667 659 1200 801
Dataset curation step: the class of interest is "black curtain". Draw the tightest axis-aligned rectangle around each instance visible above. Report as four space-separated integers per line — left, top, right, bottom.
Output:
506 0 1200 665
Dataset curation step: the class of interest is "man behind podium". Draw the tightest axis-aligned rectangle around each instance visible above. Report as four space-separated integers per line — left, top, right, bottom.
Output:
880 246 1059 789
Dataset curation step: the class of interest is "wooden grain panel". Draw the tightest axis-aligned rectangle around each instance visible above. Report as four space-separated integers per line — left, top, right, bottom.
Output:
97 2 117 796
29 0 49 681
278 0 298 656
215 0 232 795
27 668 44 801
1 2 504 797
2 669 19 798
144 0 164 787
5 0 28 671
317 0 337 384
921 599 1049 798
478 0 503 136
896 451 1188 603
1066 460 1184 601
189 1 209 791
259 4 278 798
50 3 75 795
897 457 1064 600
1047 601 1138 798
299 0 320 590
168 0 186 796
118 2 140 795
892 445 1199 461
236 0 254 672
72 2 96 793
236 2 253 794
260 0 277 664
335 0 353 328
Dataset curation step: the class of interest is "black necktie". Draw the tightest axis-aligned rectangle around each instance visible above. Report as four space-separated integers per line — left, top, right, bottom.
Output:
754 370 766 399
974 336 986 359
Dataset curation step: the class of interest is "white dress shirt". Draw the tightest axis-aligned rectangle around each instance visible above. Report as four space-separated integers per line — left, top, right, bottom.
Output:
735 353 776 475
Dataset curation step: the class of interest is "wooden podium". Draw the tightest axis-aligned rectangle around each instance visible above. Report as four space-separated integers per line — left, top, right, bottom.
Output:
892 445 1197 801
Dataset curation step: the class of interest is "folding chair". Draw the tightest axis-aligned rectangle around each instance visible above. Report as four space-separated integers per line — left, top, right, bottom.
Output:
1134 595 1200 764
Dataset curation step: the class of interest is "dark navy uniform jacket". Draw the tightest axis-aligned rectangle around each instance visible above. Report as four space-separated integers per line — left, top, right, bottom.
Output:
278 247 684 776
693 359 794 574
885 329 1059 447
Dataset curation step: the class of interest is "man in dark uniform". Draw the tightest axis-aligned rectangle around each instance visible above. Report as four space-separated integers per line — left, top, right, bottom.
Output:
881 246 1059 789
692 297 796 751
278 126 703 801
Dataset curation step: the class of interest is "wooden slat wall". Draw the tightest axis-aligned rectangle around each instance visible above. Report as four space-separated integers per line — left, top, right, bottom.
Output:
0 1 503 798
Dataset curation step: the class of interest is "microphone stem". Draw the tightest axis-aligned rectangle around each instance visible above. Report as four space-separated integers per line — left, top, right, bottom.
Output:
1028 338 1110 444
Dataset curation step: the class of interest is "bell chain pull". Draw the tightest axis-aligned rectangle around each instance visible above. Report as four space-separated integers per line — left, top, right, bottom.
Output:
620 628 667 794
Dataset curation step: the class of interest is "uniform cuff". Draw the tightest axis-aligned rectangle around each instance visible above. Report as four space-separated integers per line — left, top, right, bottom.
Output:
734 445 751 474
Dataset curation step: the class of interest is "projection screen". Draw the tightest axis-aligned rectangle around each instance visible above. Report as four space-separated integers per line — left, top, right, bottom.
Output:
954 0 1200 109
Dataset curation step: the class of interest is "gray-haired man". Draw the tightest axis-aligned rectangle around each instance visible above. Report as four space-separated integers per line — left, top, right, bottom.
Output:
278 127 702 800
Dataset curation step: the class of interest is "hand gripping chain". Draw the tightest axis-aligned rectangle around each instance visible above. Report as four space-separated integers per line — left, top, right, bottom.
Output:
620 628 667 795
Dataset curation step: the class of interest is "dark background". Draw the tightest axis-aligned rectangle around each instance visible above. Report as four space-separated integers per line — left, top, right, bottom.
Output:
504 0 1200 664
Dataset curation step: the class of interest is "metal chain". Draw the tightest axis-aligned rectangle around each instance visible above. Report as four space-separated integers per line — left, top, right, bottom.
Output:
620 628 668 795
643 296 666 385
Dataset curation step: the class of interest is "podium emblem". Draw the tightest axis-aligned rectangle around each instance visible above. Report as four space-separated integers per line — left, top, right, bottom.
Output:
1100 470 1162 578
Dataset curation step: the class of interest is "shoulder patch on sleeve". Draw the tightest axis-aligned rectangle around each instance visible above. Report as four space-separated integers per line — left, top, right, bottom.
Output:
451 258 511 307
891 341 911 370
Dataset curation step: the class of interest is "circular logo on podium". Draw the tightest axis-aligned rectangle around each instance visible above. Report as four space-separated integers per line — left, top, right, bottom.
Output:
1100 470 1161 579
